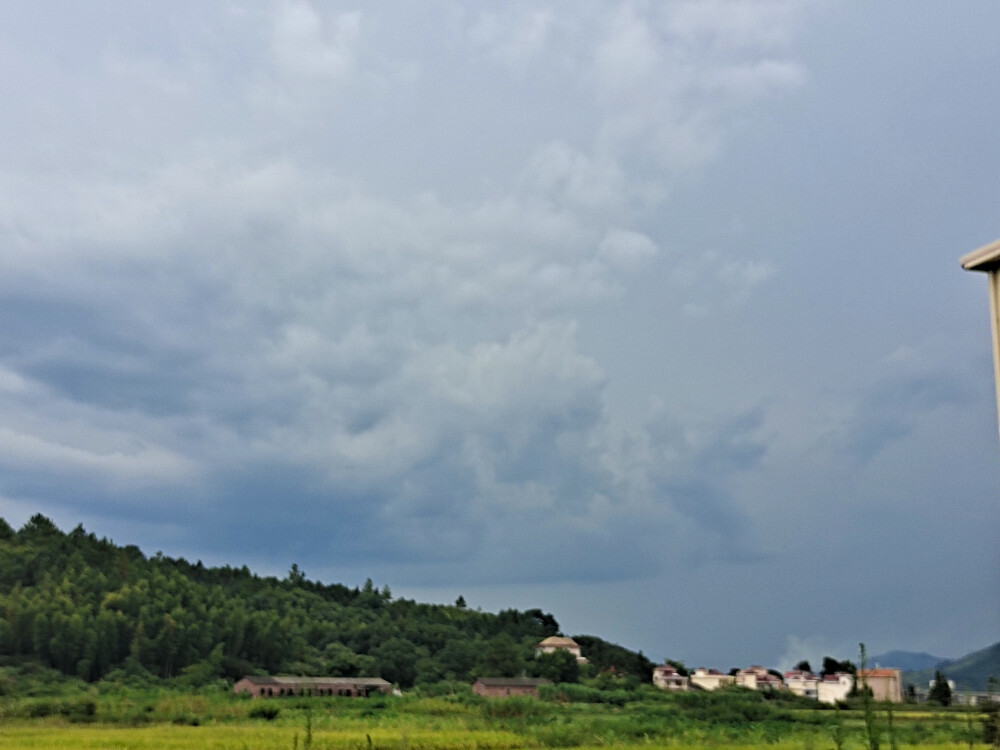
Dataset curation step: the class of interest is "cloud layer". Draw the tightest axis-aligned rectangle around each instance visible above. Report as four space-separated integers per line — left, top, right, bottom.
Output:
1 1 997 667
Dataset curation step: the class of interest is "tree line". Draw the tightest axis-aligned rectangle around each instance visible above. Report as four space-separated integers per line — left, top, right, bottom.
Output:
0 515 652 688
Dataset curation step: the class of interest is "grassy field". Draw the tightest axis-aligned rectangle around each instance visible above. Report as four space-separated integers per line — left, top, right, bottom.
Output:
0 686 990 750
0 722 528 750
0 722 984 750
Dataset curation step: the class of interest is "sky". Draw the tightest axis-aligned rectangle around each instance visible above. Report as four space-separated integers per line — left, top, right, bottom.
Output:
0 0 998 672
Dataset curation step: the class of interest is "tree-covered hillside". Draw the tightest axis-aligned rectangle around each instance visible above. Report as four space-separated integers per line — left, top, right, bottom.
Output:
904 642 1000 692
0 515 652 688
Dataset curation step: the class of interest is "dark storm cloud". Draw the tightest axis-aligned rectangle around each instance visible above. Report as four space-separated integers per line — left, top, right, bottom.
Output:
0 1 997 668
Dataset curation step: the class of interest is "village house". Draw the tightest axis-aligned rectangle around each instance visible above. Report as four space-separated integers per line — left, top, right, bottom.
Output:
690 667 735 691
652 664 689 691
234 675 392 698
784 669 819 699
857 668 903 703
535 636 589 664
817 673 854 704
736 665 784 691
472 677 552 698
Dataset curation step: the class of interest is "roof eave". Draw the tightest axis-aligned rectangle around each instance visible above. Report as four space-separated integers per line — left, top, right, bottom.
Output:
961 238 1000 272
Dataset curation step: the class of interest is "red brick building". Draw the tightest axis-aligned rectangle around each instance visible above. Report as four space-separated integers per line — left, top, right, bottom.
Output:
472 677 552 698
234 675 392 698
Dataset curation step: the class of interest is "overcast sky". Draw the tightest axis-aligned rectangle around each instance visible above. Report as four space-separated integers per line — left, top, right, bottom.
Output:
1 0 997 671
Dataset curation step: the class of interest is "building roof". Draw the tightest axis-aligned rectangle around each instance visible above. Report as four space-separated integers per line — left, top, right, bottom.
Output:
785 670 818 679
536 636 579 648
961 238 1000 272
238 675 391 687
858 668 900 678
474 677 553 687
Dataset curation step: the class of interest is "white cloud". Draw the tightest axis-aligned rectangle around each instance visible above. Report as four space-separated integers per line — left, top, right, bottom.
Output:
589 1 809 173
416 321 604 419
0 365 27 394
665 0 811 54
272 2 361 79
669 249 778 316
598 228 659 271
0 427 194 486
470 8 554 65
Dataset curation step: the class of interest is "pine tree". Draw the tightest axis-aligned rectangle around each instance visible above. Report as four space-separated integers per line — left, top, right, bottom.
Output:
928 670 952 706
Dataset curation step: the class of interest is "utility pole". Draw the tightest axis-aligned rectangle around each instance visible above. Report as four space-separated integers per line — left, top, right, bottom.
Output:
961 238 1000 441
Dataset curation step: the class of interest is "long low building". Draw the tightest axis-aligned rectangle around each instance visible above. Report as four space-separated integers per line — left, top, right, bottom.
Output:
472 677 552 698
234 675 392 698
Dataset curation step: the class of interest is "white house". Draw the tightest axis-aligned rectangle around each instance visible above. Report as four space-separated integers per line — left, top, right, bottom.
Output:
818 673 853 705
784 670 819 699
690 667 735 691
535 636 589 664
652 665 689 691
736 666 783 692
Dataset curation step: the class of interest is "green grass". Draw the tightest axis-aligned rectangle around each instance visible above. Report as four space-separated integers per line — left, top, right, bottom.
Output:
0 684 991 749
0 723 985 750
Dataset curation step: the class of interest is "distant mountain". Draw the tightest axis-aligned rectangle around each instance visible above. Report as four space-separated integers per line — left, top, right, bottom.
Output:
870 650 947 672
903 642 1000 692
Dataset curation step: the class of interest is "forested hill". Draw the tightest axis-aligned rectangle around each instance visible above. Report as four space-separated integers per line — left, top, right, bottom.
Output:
903 642 1000 692
0 515 652 688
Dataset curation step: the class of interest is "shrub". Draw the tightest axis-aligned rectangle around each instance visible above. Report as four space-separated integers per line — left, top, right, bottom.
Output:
481 696 547 719
248 703 281 720
540 683 633 705
26 699 57 717
62 697 97 721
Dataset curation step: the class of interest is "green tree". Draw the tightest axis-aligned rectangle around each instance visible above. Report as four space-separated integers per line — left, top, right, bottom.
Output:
530 649 580 683
323 641 377 677
287 563 306 585
822 655 856 676
0 516 659 687
435 638 478 681
573 634 654 681
983 676 999 748
19 514 61 539
372 636 425 687
478 633 524 677
928 670 952 706
859 643 881 750
178 642 225 686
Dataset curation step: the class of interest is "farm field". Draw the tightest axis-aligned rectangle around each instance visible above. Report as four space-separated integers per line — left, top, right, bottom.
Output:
0 723 984 750
0 689 990 750
0 725 982 750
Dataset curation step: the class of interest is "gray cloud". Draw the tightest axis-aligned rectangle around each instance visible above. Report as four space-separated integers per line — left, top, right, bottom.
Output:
844 372 969 461
0 0 997 667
